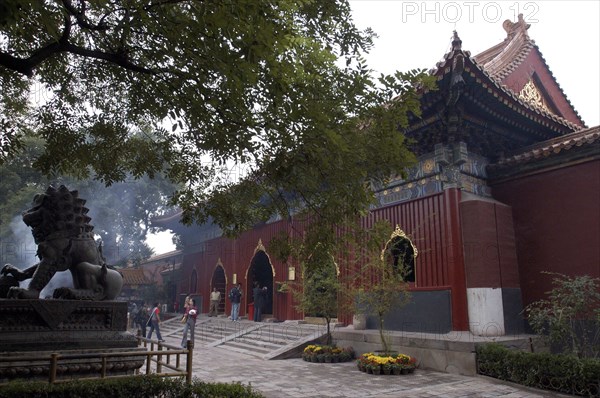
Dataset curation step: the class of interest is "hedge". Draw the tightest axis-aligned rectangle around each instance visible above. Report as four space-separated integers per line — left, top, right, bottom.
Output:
0 375 265 398
477 343 600 397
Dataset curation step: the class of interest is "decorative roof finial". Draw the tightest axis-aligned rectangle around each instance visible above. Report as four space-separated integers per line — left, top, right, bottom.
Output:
451 31 462 51
502 13 530 39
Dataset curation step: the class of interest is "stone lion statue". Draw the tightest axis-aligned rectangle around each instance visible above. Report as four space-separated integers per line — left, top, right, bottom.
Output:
0 185 123 300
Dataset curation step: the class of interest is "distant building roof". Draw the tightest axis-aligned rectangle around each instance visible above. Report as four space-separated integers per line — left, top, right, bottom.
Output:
120 267 152 285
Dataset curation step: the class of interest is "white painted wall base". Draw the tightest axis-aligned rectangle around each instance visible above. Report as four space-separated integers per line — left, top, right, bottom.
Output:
467 287 505 336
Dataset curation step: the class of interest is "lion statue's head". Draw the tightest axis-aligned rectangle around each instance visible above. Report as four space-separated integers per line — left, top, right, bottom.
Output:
22 185 95 244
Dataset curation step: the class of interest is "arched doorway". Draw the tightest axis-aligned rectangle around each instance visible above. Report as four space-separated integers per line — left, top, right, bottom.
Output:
247 248 274 319
211 263 226 315
382 226 418 284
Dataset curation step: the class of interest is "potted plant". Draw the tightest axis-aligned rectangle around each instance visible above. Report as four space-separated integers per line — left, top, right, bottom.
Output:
358 352 417 376
369 362 381 375
382 362 392 375
304 344 354 363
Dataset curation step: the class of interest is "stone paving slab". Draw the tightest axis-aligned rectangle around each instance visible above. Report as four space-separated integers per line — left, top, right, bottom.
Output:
159 332 572 398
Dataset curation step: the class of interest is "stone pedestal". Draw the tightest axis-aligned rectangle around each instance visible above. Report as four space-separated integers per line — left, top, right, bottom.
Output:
0 299 145 382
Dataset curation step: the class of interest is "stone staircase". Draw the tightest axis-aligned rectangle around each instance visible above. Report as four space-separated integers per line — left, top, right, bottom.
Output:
159 315 329 359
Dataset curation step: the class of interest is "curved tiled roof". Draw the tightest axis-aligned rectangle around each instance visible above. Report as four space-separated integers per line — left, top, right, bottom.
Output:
491 125 600 168
429 29 581 134
120 267 152 285
474 17 534 81
472 14 584 127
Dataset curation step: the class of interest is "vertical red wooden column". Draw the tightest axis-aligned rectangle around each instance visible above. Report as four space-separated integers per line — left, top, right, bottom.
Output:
444 188 469 330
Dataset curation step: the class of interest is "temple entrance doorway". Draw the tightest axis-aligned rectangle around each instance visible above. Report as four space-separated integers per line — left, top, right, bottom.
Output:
383 226 418 284
211 264 226 314
247 250 274 319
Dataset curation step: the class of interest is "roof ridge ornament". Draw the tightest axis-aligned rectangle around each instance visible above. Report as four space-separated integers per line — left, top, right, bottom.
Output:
451 30 462 51
503 13 530 39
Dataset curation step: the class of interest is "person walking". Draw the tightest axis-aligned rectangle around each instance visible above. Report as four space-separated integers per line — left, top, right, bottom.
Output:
209 287 221 317
146 302 164 342
137 302 149 337
181 298 198 348
229 283 242 321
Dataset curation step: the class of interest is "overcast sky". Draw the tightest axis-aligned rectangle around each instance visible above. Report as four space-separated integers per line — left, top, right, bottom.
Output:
349 0 600 127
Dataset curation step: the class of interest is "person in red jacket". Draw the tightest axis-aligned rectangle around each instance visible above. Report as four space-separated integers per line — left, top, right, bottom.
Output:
146 302 164 342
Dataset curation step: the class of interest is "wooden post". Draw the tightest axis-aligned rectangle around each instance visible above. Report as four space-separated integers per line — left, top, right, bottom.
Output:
157 343 162 374
101 356 107 378
186 340 193 385
49 353 58 384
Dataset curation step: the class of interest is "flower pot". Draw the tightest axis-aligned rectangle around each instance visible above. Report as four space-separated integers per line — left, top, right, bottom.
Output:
392 367 401 375
371 366 381 375
383 367 391 375
401 368 409 375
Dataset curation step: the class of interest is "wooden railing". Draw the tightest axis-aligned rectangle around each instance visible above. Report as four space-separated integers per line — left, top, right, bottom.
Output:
0 337 194 385
136 336 194 384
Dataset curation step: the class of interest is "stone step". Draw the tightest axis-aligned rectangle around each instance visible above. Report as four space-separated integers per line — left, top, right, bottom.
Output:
157 316 329 360
226 336 285 350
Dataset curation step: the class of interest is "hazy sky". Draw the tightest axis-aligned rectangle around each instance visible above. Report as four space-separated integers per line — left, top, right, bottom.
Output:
146 0 600 255
349 0 600 127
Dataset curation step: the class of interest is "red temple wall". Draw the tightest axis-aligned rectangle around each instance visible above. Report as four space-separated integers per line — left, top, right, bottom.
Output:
177 190 470 329
491 160 600 307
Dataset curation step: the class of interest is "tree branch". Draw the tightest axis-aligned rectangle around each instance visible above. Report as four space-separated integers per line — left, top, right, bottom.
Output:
0 14 155 77
62 0 109 31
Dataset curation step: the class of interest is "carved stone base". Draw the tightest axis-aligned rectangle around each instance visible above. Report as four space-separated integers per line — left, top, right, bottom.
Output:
0 299 144 382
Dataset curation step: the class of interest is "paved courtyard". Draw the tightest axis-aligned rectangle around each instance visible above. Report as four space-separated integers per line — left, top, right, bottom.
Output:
161 332 570 398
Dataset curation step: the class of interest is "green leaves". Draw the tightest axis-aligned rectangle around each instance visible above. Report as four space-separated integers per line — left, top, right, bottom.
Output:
1 0 434 236
525 273 600 359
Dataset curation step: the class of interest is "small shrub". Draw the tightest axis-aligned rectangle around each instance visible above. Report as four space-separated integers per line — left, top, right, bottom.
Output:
0 375 264 398
477 343 600 396
524 273 600 359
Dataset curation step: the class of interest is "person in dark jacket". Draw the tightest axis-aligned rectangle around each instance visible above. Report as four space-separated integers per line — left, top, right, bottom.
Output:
252 283 267 322
229 283 242 321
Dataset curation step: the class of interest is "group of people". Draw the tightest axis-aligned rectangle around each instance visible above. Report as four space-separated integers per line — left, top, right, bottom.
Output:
209 283 243 321
214 282 266 322
136 282 269 347
139 297 198 348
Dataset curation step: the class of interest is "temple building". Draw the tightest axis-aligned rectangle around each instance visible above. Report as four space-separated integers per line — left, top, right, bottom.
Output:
152 15 599 336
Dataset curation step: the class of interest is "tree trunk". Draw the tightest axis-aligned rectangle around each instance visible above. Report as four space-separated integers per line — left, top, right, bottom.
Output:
378 313 389 353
